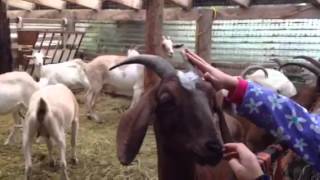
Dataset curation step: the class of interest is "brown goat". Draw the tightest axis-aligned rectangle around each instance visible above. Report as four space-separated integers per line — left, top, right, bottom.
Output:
110 55 239 180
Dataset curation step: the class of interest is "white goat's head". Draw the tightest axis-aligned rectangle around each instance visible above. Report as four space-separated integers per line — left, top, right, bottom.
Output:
241 66 297 97
161 36 184 57
127 48 140 57
32 51 44 66
30 51 45 80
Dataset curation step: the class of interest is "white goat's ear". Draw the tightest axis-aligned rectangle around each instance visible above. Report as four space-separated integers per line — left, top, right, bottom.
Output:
167 36 171 40
162 35 166 40
117 84 158 165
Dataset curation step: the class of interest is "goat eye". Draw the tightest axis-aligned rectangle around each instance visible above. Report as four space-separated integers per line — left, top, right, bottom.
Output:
158 92 175 107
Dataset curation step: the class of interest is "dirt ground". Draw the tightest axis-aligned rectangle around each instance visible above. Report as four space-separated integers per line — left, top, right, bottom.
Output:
0 93 158 180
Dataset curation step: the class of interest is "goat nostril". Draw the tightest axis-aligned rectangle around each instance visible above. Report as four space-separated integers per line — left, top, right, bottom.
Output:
205 141 222 152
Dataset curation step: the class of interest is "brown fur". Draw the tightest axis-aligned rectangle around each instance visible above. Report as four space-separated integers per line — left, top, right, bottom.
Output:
117 75 238 180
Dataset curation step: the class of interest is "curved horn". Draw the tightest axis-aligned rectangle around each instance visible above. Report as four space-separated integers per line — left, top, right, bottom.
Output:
269 58 282 69
294 56 320 70
280 62 320 77
133 44 144 50
241 65 268 78
109 54 176 78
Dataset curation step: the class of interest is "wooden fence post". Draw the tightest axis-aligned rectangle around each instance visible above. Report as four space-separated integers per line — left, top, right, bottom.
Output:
196 9 213 62
0 0 13 73
144 0 163 89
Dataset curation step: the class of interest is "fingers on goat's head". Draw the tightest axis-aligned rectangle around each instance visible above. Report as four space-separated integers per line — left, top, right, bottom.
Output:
113 55 224 166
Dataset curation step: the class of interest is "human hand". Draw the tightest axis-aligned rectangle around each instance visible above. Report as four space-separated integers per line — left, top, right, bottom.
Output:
184 49 238 91
223 143 264 180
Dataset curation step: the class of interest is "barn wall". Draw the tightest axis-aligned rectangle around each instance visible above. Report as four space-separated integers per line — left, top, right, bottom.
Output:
9 21 65 67
9 18 320 70
10 22 65 50
75 21 196 56
211 19 320 64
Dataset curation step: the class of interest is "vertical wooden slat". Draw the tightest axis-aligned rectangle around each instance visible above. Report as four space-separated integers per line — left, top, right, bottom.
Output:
144 0 163 89
196 9 213 61
66 33 78 61
38 32 46 51
58 32 72 63
44 32 54 65
51 32 61 64
0 0 13 73
74 32 84 58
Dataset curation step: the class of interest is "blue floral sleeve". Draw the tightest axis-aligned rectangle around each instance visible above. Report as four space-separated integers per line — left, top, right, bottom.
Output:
237 81 320 171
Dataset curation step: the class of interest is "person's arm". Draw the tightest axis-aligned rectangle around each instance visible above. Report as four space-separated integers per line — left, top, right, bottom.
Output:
229 79 320 171
184 49 320 171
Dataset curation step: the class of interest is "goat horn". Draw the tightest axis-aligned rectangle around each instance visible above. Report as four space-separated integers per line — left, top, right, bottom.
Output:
109 54 176 78
269 58 282 69
240 65 268 78
134 44 144 50
294 56 320 70
280 62 320 77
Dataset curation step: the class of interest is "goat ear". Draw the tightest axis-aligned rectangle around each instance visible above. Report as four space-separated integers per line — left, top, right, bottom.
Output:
117 85 157 165
216 107 233 143
213 91 234 143
173 44 184 49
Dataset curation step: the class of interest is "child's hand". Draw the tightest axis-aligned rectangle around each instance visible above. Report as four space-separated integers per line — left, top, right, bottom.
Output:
224 143 264 180
184 49 238 91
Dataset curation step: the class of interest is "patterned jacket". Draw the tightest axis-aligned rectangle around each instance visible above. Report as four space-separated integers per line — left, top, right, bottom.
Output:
228 79 320 171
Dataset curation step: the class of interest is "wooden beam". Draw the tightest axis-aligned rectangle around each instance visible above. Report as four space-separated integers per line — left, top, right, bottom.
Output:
7 8 200 21
230 0 251 8
7 0 35 10
7 4 320 21
196 9 212 61
144 0 163 89
23 0 65 10
108 0 143 10
0 0 13 73
65 0 101 10
169 0 192 9
307 0 320 8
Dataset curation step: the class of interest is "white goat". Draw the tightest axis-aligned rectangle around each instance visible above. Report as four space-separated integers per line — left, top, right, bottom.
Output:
85 38 183 122
23 84 79 180
161 35 184 57
0 71 39 145
85 54 144 122
31 51 90 91
216 66 297 118
127 47 140 57
242 66 297 97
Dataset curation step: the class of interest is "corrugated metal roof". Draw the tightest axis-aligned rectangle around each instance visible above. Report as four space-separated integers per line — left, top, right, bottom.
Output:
211 19 320 63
